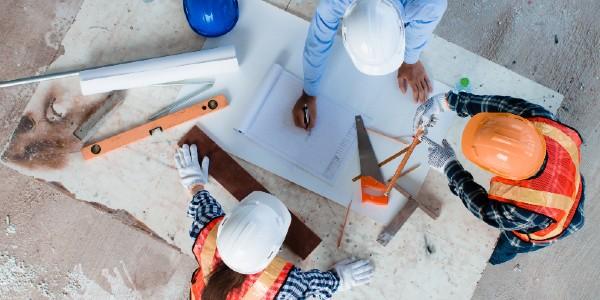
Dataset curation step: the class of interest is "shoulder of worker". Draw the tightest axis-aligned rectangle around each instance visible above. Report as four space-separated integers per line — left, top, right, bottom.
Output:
403 0 447 21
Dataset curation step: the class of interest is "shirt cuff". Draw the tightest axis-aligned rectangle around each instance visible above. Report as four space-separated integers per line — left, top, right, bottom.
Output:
403 50 420 65
303 82 318 97
447 91 460 110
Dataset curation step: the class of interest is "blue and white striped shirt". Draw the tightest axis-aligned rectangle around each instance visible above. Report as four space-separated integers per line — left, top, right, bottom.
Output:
188 190 340 299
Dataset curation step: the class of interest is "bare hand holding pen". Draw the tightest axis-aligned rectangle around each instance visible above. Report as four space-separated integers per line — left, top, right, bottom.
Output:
292 90 317 130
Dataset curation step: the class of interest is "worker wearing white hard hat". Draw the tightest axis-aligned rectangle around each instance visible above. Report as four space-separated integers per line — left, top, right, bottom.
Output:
293 0 447 130
174 144 375 300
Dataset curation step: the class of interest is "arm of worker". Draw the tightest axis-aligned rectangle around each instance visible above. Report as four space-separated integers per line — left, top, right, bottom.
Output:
277 258 374 300
414 91 557 130
422 137 553 232
302 0 352 97
447 91 557 120
444 160 553 232
175 144 225 238
402 0 447 65
187 190 225 239
397 0 447 102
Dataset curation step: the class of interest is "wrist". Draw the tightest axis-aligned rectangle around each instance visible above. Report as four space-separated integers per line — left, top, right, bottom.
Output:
189 184 205 195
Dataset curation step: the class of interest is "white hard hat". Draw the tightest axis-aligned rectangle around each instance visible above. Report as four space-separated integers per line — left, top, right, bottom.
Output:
216 191 291 274
341 0 405 76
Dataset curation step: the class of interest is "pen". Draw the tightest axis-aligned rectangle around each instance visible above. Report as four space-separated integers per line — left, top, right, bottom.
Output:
303 104 311 134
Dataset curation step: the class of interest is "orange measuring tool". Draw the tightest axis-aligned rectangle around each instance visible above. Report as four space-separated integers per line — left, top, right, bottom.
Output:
383 127 425 196
81 94 228 160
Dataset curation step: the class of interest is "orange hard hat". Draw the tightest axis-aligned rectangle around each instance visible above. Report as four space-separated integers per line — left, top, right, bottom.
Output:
461 113 546 180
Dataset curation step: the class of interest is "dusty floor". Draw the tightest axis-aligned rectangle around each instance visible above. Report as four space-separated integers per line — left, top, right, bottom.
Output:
1 0 599 299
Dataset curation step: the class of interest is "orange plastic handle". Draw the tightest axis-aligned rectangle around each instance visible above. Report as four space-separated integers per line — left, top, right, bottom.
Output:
360 176 389 205
81 94 228 160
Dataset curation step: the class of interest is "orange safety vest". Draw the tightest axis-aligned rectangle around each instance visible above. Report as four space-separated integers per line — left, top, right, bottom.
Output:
189 217 293 300
488 117 583 243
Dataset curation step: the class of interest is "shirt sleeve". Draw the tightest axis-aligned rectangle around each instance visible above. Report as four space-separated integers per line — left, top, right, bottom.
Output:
187 190 226 239
302 0 353 96
447 91 557 120
403 0 447 64
444 160 553 232
276 267 340 300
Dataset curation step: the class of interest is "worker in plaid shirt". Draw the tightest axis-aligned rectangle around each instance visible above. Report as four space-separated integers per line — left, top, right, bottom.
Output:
173 144 375 299
414 92 585 264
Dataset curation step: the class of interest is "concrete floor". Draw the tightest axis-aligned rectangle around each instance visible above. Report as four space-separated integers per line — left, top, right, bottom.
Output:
1 0 599 299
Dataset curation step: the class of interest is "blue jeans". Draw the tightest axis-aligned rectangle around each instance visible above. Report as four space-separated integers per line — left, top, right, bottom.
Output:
488 233 544 265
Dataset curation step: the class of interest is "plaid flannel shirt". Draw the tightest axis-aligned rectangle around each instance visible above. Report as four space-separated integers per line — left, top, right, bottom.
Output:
188 190 340 299
444 92 585 250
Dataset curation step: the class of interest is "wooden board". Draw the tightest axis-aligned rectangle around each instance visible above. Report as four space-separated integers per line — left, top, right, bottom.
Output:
179 126 321 259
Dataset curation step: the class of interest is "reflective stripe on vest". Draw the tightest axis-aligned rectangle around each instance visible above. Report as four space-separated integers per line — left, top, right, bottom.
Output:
189 218 293 300
488 118 582 243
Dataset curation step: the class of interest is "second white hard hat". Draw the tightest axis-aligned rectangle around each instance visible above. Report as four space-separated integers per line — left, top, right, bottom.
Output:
216 191 291 274
342 0 406 76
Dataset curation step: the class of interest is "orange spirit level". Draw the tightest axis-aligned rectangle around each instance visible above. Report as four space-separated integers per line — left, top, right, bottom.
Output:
81 94 228 160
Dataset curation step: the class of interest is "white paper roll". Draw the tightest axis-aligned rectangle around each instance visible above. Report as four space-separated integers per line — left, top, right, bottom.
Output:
79 46 238 95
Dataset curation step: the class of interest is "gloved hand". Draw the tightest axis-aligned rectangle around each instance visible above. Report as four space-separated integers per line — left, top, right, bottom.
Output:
421 137 457 172
413 93 450 131
334 258 374 291
174 144 209 192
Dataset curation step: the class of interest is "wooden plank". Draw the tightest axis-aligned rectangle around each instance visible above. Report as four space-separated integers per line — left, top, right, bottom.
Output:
179 126 321 259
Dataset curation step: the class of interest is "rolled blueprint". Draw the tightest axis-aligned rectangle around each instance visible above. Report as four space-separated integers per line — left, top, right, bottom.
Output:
79 46 238 95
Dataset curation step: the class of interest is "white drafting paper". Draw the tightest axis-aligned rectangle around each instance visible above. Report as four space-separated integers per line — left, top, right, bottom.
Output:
238 64 357 184
183 0 457 225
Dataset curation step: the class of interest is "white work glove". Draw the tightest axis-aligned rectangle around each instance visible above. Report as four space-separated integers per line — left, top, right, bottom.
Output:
413 93 450 131
174 144 209 191
421 137 457 172
334 258 374 292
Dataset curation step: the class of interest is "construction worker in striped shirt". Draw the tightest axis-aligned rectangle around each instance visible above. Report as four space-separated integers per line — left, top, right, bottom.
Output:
413 92 585 264
174 144 375 299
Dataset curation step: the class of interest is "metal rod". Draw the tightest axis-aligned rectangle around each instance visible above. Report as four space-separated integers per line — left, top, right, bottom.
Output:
148 82 214 121
0 70 80 88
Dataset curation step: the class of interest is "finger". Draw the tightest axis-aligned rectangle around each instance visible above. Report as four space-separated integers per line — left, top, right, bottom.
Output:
293 108 305 129
424 74 433 93
399 77 408 94
174 152 183 169
442 139 451 148
201 157 210 176
354 269 374 281
350 260 370 270
190 144 199 164
421 136 434 146
182 144 191 162
353 265 373 278
177 148 187 166
410 81 420 103
416 80 426 103
354 276 373 285
308 102 317 129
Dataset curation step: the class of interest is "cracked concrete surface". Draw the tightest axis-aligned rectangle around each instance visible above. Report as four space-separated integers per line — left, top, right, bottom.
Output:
1 0 599 299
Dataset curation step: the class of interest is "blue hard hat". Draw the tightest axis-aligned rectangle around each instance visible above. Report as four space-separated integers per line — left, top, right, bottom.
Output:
183 0 239 37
